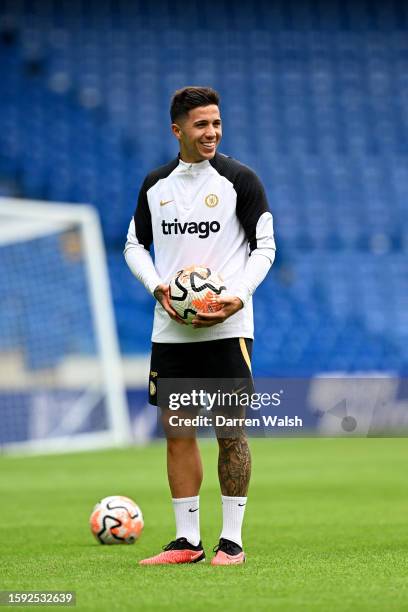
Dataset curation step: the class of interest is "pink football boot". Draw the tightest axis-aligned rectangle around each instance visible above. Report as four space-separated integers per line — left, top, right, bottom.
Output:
139 537 205 565
211 538 246 565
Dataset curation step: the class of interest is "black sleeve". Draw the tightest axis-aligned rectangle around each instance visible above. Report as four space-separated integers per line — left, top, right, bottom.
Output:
235 167 270 253
133 178 153 251
132 157 179 251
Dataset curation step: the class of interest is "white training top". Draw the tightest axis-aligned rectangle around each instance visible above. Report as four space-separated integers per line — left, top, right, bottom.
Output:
124 153 276 343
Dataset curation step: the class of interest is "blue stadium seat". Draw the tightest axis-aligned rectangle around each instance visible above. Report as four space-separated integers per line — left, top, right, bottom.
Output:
1 0 408 372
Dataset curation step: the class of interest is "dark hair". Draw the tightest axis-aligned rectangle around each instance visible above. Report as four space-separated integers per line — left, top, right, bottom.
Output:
170 86 220 123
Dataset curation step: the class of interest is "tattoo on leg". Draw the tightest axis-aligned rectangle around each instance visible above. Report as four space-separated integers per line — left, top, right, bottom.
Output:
217 435 251 496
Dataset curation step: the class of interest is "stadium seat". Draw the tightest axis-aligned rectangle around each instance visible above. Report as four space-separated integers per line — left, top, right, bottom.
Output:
1 0 408 373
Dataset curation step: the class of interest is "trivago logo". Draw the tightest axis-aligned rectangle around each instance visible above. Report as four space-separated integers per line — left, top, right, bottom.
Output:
161 219 220 239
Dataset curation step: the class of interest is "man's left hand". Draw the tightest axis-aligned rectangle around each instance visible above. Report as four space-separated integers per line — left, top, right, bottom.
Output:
191 295 243 328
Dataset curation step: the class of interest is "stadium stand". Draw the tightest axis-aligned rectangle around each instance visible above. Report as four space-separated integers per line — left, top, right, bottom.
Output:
1 0 407 374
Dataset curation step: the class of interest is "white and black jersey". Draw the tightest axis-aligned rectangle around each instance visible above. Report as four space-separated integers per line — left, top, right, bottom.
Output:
124 152 276 343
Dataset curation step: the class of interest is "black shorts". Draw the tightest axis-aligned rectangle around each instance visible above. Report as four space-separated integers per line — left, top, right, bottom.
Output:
148 337 253 407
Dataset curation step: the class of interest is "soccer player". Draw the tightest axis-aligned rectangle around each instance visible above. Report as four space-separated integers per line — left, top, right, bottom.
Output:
124 86 276 565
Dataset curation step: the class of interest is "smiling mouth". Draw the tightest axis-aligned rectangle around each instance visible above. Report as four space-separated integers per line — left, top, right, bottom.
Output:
200 142 216 150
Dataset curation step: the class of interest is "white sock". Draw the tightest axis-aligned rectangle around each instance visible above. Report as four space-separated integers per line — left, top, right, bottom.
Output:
220 495 247 548
172 496 200 546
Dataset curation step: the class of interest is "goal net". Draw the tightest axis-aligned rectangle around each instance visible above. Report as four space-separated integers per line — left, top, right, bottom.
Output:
0 198 131 453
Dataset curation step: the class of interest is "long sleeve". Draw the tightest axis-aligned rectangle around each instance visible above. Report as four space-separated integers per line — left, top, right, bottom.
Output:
233 166 276 305
232 248 275 306
123 178 162 295
124 218 162 294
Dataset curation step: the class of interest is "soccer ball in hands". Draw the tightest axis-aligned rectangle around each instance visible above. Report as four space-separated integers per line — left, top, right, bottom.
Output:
169 265 226 324
89 495 144 544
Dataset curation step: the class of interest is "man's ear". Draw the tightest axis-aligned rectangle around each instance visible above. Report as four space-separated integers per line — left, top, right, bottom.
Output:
171 123 183 140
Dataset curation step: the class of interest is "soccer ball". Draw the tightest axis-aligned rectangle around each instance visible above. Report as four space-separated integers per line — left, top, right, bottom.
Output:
169 265 226 324
89 495 144 544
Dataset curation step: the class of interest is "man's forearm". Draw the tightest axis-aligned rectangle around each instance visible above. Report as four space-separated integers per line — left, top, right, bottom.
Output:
124 246 162 295
232 251 275 306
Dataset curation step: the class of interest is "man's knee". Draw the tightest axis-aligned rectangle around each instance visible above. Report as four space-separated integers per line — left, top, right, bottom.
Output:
161 407 199 439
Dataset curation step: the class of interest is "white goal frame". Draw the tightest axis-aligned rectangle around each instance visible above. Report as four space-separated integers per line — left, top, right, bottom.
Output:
0 197 132 453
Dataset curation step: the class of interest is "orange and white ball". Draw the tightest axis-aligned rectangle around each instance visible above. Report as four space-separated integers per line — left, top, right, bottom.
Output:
169 265 226 324
90 495 144 544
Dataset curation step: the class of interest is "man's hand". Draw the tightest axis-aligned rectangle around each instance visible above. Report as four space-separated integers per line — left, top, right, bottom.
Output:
153 284 187 325
191 295 243 328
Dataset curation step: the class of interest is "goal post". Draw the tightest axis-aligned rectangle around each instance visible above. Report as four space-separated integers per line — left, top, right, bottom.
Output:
0 197 132 453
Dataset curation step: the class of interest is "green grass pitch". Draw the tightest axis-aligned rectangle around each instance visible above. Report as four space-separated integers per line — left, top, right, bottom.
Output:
1 438 408 611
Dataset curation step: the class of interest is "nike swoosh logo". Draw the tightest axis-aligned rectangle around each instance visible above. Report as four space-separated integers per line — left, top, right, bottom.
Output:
238 503 246 507
160 199 174 206
188 508 199 513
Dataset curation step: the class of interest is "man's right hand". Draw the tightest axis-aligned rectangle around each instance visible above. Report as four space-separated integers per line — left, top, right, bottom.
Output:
153 284 187 325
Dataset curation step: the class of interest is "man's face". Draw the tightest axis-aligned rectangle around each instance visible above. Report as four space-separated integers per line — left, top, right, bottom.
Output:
172 105 222 163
